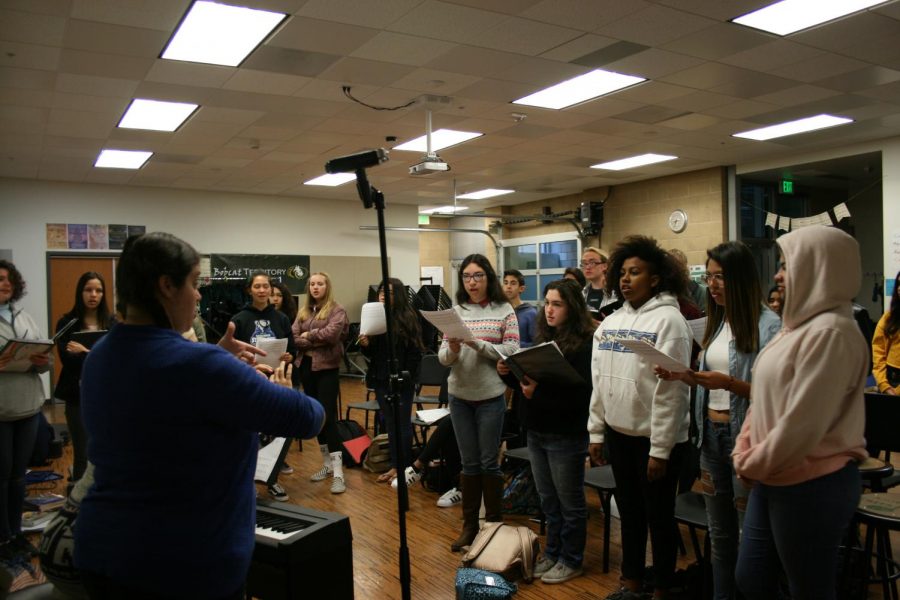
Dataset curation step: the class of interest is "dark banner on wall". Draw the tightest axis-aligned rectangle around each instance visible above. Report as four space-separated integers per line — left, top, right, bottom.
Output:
210 254 310 295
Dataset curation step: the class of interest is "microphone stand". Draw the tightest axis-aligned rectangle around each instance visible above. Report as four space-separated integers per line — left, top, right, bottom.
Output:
354 167 412 600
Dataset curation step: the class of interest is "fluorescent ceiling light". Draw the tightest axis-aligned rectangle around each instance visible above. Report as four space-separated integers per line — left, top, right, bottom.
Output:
732 0 890 36
393 129 483 152
591 153 677 171
420 206 469 214
733 114 853 141
161 1 286 67
512 69 646 110
94 149 153 169
457 189 514 200
304 173 356 186
118 98 198 132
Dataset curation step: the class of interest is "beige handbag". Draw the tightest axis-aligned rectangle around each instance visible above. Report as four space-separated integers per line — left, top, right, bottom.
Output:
460 522 540 582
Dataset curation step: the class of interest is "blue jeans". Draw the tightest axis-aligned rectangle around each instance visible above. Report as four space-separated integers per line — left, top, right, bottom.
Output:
374 383 413 469
0 413 40 542
449 395 505 477
527 430 589 569
701 418 748 600
736 461 859 600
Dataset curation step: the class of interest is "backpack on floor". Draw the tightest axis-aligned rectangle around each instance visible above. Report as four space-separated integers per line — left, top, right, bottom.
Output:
501 465 541 516
455 567 517 599
336 419 371 466
461 522 539 583
363 433 392 473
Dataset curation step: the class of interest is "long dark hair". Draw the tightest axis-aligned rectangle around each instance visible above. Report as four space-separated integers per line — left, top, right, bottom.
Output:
0 259 26 304
702 242 763 354
378 278 424 351
271 280 297 323
535 279 594 355
116 232 199 329
605 235 686 299
563 267 586 287
64 271 112 329
455 254 506 306
887 271 900 337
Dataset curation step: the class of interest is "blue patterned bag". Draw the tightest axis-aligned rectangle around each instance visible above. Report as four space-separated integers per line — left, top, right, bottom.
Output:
455 568 517 599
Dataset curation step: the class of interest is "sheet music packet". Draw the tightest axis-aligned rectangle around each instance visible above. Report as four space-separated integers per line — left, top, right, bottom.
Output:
254 437 287 483
254 338 289 370
616 339 689 373
497 341 587 387
0 318 77 373
419 309 475 341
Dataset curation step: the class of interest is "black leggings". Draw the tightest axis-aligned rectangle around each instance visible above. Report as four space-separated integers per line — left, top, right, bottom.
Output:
65 400 88 481
299 361 341 452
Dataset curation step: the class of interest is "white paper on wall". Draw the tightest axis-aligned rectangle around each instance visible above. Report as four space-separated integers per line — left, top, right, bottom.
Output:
765 212 778 230
834 203 851 221
780 217 791 232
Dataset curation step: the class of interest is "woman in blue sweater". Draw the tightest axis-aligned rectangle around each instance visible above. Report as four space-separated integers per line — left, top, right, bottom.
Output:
75 232 324 600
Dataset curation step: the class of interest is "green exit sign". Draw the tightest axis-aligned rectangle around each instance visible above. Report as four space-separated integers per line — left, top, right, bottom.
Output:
781 180 794 194
418 214 430 225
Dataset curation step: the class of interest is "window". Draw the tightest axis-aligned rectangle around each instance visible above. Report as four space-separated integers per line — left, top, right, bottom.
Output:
501 234 579 303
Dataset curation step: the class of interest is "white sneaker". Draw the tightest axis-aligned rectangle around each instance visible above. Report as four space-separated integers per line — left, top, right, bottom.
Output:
310 464 332 482
391 466 421 490
437 487 462 508
330 476 346 494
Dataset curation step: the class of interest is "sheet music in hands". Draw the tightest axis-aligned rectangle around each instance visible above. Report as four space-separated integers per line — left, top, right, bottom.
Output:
686 317 707 345
254 337 288 369
359 302 387 336
419 309 474 341
617 339 689 373
254 437 287 483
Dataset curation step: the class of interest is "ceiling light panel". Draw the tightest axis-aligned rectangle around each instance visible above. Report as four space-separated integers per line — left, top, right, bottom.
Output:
119 99 199 132
457 189 514 200
304 173 356 186
393 130 483 152
732 114 853 140
732 0 890 36
161 1 287 67
512 69 647 110
591 153 677 171
420 205 469 214
95 150 153 169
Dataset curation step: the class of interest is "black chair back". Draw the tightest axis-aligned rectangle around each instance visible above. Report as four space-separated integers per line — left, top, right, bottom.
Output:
417 353 450 388
864 392 900 456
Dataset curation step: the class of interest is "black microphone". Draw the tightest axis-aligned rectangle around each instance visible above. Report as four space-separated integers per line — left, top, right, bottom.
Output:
324 148 389 174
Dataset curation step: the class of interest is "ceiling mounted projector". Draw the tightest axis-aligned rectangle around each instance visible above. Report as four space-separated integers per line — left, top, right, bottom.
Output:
410 153 450 176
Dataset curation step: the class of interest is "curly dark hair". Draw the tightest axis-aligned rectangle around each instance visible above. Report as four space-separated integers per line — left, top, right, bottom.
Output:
0 259 26 303
455 254 506 307
534 279 594 355
605 235 685 300
271 280 298 323
563 267 586 287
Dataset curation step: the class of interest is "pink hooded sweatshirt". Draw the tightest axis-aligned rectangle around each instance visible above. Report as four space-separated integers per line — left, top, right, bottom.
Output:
732 226 868 486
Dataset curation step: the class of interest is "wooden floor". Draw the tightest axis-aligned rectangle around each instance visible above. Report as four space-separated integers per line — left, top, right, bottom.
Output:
31 377 898 599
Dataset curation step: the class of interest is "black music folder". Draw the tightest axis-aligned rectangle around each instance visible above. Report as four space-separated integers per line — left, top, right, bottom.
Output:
502 341 586 387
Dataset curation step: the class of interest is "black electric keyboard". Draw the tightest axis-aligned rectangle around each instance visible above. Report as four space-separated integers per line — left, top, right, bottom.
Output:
248 500 354 599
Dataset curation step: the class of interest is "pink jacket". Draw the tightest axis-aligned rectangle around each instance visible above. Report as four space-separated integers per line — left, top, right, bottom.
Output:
732 226 868 486
292 304 349 372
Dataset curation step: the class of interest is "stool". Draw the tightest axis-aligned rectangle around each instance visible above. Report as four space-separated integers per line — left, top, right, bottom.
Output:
501 446 545 535
673 491 711 599
860 455 895 493
584 465 616 573
856 493 900 600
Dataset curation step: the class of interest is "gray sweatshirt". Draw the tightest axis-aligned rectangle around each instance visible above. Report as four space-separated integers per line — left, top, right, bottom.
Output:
1 306 51 420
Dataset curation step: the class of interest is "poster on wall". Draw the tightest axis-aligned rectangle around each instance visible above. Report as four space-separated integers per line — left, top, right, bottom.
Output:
209 254 310 294
127 225 146 238
46 224 67 249
88 224 108 249
67 224 87 249
108 224 128 249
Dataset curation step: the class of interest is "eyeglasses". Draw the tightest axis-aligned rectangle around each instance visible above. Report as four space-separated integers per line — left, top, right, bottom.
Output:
462 272 486 282
580 260 606 269
704 273 725 284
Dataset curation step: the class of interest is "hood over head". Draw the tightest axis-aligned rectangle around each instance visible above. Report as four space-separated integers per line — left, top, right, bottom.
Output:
777 226 860 329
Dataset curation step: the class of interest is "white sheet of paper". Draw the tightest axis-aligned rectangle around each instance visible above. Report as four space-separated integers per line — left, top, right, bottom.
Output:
834 202 851 221
255 337 288 369
360 302 387 336
687 317 707 345
617 339 688 373
780 217 791 232
254 437 287 483
419 309 474 341
416 407 450 424
765 212 777 229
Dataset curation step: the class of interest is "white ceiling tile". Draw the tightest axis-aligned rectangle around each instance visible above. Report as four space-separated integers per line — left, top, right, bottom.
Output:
63 19 168 58
51 91 129 114
70 0 186 32
451 78 535 103
840 33 900 70
0 41 61 71
224 69 309 96
0 88 54 108
702 98 781 119
269 16 379 55
180 105 264 126
59 49 154 80
538 34 620 63
0 9 66 46
145 60 234 88
790 11 900 52
349 32 457 67
0 65 56 90
770 53 869 84
47 107 117 138
492 56 589 87
657 112 721 131
662 23 771 61
467 17 583 56
296 0 421 28
594 5 716 47
55 73 137 97
317 57 415 87
522 0 650 31
602 48 704 80
654 0 766 21
815 67 900 92
389 68 480 95
386 1 508 45
425 45 523 77
719 40 823 73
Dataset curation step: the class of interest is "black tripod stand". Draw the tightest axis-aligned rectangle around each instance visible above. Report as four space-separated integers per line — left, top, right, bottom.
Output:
326 149 412 600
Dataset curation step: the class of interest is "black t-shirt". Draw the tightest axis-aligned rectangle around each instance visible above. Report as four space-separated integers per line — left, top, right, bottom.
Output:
585 286 606 316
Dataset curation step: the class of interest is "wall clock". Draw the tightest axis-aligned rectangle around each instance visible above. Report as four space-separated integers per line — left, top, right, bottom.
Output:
668 209 688 233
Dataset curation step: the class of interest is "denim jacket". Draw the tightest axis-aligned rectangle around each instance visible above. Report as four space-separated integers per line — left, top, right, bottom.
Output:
693 306 781 447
